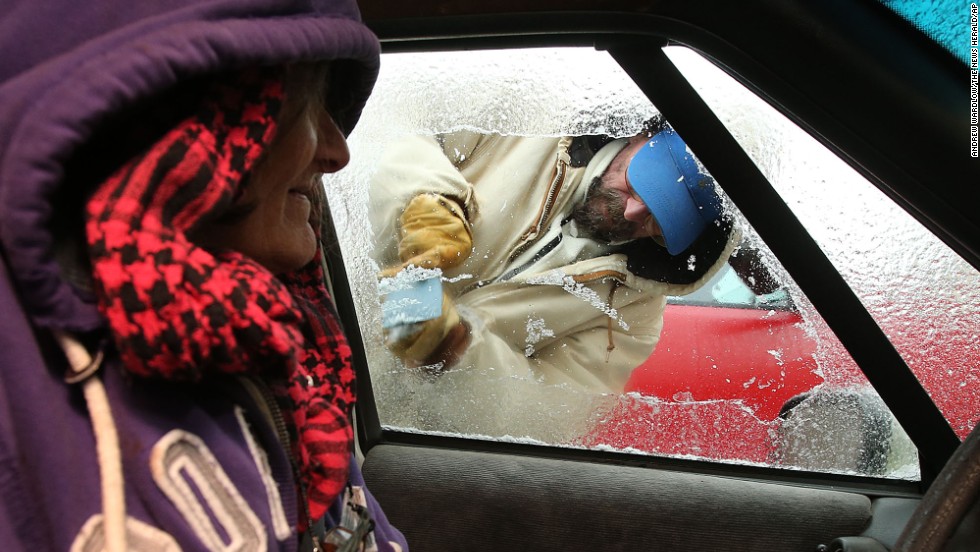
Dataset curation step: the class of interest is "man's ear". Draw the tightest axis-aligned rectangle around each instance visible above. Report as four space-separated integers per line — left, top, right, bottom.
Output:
622 217 733 285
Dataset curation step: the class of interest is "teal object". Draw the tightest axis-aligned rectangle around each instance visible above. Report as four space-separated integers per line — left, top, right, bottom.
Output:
880 0 971 65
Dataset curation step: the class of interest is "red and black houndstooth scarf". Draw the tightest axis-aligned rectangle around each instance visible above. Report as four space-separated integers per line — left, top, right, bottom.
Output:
85 68 355 523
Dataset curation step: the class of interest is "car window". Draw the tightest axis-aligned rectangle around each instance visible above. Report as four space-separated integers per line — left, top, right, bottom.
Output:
665 45 980 441
329 46 923 480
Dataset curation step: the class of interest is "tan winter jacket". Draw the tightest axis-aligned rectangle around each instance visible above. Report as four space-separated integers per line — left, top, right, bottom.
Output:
370 131 738 394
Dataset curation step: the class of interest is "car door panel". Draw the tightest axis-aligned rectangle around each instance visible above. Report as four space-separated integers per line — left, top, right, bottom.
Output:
362 443 872 551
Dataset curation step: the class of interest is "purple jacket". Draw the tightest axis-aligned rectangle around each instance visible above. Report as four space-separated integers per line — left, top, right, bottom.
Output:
0 1 406 550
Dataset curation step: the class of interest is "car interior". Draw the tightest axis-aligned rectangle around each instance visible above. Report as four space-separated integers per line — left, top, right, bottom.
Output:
319 1 978 550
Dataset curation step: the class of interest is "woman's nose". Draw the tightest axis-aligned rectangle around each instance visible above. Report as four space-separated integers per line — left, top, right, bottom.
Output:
623 197 651 224
316 112 350 173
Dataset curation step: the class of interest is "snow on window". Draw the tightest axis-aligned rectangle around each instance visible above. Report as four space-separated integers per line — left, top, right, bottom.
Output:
323 46 946 480
668 45 980 442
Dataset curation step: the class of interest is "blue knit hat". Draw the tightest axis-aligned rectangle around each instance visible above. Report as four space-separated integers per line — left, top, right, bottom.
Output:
626 128 722 255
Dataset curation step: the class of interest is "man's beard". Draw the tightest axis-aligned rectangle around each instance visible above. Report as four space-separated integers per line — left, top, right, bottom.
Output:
570 177 638 243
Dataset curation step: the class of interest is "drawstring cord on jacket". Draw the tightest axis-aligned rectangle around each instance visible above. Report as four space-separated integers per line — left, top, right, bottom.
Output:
604 281 620 363
52 330 126 552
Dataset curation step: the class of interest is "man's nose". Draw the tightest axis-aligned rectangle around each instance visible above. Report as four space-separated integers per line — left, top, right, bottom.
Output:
316 112 351 174
623 197 651 223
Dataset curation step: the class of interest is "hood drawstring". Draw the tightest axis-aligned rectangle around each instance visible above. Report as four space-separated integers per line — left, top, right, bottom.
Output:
52 331 125 552
605 281 620 363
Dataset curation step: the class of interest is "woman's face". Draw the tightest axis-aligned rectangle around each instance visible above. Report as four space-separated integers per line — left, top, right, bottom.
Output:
197 64 350 274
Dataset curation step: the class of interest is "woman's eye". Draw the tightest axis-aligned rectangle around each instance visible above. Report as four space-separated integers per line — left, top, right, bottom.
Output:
326 88 354 131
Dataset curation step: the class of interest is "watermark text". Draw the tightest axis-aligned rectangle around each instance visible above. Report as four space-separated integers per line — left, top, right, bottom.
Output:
971 3 978 156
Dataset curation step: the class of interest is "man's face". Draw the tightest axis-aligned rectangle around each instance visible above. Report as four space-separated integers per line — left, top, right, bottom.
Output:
571 135 664 244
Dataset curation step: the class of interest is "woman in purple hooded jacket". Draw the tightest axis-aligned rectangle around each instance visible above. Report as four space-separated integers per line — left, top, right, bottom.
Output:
0 1 406 551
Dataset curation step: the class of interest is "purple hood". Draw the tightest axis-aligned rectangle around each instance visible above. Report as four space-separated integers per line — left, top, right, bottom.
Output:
0 2 407 551
0 0 380 332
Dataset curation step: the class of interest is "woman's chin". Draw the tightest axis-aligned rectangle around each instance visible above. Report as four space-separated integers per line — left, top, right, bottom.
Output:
289 234 318 272
298 224 319 262
263 225 317 274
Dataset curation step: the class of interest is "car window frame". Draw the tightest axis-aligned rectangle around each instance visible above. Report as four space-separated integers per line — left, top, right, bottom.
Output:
320 43 920 497
330 1 972 497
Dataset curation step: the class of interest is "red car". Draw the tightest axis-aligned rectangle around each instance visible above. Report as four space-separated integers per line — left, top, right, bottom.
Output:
585 255 979 470
629 262 821 422
584 261 822 463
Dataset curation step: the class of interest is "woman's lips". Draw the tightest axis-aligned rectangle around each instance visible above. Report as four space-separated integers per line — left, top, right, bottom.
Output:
289 175 322 200
286 189 313 223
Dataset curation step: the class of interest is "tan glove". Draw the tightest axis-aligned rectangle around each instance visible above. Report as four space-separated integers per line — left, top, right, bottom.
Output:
381 194 472 364
385 291 467 365
391 193 472 274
